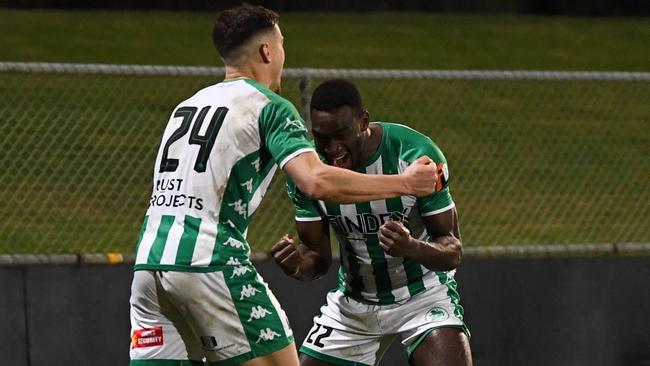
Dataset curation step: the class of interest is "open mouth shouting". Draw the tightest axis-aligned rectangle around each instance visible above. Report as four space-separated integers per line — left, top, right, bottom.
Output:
330 151 353 170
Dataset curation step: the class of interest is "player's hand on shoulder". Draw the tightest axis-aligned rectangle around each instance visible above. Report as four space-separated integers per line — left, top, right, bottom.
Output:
403 156 438 197
270 234 301 277
379 220 419 258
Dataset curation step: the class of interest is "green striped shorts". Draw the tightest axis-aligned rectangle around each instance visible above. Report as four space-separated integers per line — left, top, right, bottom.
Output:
129 267 293 366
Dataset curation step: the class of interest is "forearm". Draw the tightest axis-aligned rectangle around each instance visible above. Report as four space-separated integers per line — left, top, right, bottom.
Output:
308 165 408 203
409 235 462 272
292 244 331 281
284 152 436 203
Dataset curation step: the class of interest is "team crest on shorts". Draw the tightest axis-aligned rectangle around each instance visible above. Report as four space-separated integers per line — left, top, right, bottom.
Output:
426 307 449 322
131 327 164 348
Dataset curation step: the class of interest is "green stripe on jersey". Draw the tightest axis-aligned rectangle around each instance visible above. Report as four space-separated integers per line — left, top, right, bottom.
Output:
326 202 364 299
356 201 395 304
134 215 149 255
147 215 175 264
404 259 426 296
174 215 201 266
285 122 454 304
378 152 426 297
210 222 250 267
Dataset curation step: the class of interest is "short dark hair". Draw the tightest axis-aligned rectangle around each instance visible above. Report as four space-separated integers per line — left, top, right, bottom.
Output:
212 4 279 64
311 79 364 115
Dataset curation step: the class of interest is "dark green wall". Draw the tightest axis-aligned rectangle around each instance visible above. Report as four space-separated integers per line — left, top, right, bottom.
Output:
1 0 649 16
1 257 650 365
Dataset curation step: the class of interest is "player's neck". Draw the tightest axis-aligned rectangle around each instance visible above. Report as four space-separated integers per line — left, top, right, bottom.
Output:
359 123 383 165
224 65 271 89
224 65 253 81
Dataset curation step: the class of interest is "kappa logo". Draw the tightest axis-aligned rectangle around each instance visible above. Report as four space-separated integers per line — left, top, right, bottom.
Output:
231 265 252 278
256 328 281 343
240 284 261 300
226 257 241 266
131 327 164 349
284 118 308 132
225 220 237 229
248 305 272 322
228 200 248 216
224 237 245 249
426 307 449 322
251 158 261 172
241 179 253 194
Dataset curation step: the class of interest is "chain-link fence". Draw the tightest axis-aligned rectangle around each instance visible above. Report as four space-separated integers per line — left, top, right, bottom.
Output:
1 62 648 258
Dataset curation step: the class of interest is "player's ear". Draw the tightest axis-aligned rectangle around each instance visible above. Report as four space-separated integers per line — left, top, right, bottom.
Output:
259 43 271 63
359 110 371 131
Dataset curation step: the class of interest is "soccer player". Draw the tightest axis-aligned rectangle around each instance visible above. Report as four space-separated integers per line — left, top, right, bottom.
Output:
271 79 473 366
129 5 440 366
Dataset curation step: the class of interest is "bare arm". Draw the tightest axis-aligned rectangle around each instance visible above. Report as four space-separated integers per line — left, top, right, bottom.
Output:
283 151 437 203
270 219 332 281
378 206 462 271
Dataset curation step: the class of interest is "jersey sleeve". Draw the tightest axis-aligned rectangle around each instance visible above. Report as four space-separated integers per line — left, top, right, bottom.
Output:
286 176 323 222
258 98 315 169
397 127 454 216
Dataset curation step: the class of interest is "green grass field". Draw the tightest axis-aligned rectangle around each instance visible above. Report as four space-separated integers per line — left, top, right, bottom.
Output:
1 10 648 254
1 10 649 69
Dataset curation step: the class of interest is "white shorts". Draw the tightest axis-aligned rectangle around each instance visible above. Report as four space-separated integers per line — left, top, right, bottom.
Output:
129 267 293 366
300 283 469 366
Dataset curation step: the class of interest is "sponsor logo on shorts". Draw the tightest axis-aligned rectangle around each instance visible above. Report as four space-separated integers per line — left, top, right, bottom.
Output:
201 335 218 349
201 335 237 352
131 327 164 349
426 307 449 322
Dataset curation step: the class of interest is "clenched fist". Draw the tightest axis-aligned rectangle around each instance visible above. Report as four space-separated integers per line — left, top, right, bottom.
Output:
270 234 301 277
378 220 420 258
402 156 438 197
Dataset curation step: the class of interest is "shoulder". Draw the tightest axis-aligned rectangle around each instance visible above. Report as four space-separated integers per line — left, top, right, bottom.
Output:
190 79 296 113
381 122 433 143
180 79 274 112
242 80 298 114
379 122 444 160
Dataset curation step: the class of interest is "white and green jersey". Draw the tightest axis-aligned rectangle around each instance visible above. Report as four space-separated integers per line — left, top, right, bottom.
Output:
288 122 455 304
134 79 314 272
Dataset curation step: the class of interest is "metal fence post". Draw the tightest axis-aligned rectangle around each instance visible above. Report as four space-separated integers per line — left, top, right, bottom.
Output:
298 75 312 128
